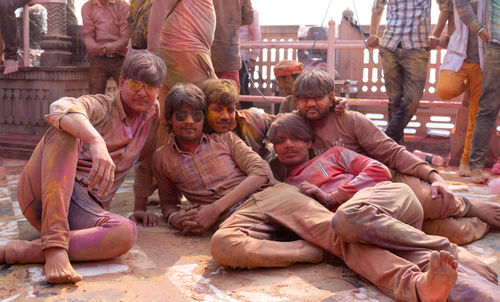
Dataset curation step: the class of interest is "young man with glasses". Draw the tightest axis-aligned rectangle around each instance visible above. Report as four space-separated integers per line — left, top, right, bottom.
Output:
1 50 165 284
287 69 500 245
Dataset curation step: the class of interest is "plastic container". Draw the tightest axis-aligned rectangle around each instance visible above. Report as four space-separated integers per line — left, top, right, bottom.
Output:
412 150 445 166
489 178 500 194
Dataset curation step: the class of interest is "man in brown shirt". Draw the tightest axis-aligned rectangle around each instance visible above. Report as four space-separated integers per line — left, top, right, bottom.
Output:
82 0 131 94
1 50 165 284
289 69 500 245
145 82 499 302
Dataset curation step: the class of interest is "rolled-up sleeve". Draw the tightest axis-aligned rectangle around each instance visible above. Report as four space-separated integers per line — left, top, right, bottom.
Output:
45 95 108 130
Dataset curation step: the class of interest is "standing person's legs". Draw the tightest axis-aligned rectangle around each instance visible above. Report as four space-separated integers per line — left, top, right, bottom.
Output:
460 63 482 176
470 45 500 183
0 0 30 74
379 46 404 142
385 48 429 143
110 56 126 90
88 56 110 94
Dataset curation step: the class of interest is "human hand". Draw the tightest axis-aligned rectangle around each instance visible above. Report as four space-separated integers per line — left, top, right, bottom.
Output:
428 172 456 218
429 36 440 49
130 210 158 227
192 204 222 233
335 97 347 115
299 181 329 204
479 28 490 44
367 35 380 48
88 138 115 198
169 207 200 234
439 35 450 49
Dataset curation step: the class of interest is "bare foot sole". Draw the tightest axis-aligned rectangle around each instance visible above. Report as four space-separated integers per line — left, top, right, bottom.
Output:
458 247 498 284
44 248 82 284
416 250 458 302
471 169 490 184
468 199 500 228
458 162 471 177
3 60 19 75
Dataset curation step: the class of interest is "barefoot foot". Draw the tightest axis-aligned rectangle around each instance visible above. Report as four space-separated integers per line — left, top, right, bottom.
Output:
416 250 458 302
43 247 82 284
468 199 500 229
3 60 19 75
471 169 490 184
458 247 498 284
458 162 471 177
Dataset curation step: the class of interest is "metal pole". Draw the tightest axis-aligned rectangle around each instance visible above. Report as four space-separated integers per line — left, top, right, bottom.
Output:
327 20 336 78
23 5 30 67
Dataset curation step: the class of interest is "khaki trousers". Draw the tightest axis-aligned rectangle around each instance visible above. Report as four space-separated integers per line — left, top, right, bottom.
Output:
392 171 489 244
211 182 464 301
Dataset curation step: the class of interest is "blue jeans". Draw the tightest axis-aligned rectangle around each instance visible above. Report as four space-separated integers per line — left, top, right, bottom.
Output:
380 46 429 143
469 44 500 170
0 0 30 61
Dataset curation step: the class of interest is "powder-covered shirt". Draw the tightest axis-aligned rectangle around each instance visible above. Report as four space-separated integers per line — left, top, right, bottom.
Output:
153 131 274 218
160 0 216 52
372 0 450 50
310 111 434 181
491 0 500 43
45 92 159 209
285 146 391 208
286 146 391 208
82 0 130 56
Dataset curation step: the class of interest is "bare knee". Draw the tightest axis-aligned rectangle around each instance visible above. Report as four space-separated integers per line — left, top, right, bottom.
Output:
210 229 251 269
106 218 137 257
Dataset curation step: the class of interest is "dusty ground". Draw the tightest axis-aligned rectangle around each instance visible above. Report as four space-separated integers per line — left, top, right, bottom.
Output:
1 157 499 302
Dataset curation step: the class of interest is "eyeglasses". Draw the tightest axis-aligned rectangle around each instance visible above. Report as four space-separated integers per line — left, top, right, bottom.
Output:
126 79 160 96
174 110 204 122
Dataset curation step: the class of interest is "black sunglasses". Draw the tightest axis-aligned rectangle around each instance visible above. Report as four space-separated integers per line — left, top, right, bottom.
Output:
174 110 204 122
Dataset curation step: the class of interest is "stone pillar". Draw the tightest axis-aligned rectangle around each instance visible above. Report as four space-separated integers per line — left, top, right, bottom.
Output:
40 1 72 66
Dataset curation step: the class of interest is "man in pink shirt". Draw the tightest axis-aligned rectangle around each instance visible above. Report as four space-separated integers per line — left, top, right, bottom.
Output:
82 0 130 94
1 50 165 284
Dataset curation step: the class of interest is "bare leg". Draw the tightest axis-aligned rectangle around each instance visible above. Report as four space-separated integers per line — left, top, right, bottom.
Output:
457 247 498 284
458 162 471 177
43 247 82 283
471 169 490 184
467 198 500 228
3 59 18 75
416 250 458 302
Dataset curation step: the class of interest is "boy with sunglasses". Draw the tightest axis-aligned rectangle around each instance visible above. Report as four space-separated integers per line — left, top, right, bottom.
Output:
1 50 165 284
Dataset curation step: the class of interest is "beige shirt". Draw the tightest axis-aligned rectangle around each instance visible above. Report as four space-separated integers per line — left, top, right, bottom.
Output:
46 92 159 209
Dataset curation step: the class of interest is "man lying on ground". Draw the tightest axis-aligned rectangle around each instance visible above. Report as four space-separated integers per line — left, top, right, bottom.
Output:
283 69 500 245
0 50 165 283
146 82 498 301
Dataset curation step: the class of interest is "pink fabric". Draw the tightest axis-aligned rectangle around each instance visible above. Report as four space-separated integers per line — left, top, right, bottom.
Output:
285 146 392 206
240 11 261 61
160 0 215 52
82 0 130 57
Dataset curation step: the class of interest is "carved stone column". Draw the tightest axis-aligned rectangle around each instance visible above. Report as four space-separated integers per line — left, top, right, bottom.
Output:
40 1 72 66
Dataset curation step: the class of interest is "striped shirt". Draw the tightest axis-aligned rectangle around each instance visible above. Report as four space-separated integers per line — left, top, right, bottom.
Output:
372 0 450 50
285 146 392 210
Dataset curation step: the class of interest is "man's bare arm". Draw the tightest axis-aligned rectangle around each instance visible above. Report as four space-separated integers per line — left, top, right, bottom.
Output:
147 0 174 54
367 10 383 47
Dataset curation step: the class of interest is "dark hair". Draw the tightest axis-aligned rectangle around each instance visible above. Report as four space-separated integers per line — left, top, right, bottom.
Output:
267 113 314 144
121 50 166 87
293 69 335 99
201 79 239 106
164 83 206 121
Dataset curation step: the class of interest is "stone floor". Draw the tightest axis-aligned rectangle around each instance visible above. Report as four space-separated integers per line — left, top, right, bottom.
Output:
0 157 499 302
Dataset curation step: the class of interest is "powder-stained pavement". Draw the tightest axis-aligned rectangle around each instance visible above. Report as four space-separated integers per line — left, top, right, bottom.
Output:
1 157 499 302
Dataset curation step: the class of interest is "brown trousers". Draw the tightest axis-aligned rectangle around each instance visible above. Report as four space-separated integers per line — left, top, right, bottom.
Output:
211 182 497 301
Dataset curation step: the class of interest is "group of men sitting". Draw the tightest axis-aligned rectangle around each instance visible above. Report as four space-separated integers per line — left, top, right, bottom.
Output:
1 50 500 301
